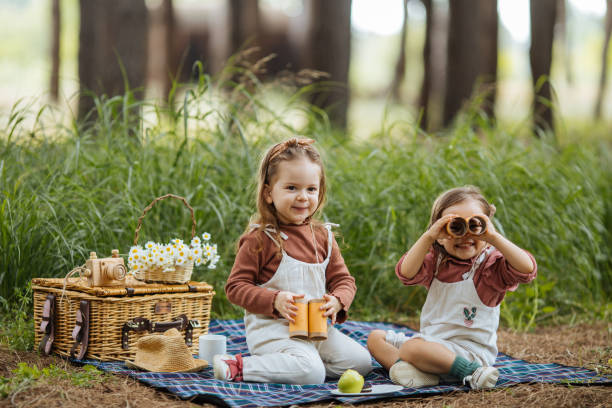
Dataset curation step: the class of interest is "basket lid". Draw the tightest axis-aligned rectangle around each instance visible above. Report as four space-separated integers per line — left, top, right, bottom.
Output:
31 275 213 297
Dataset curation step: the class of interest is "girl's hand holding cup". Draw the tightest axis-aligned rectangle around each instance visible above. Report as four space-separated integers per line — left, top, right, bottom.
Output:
321 294 341 325
275 291 304 323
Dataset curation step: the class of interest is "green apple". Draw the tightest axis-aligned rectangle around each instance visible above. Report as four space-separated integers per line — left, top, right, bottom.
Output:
338 369 364 393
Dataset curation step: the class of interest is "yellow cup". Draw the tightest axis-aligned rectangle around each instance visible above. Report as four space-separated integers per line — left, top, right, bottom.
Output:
289 299 308 339
308 299 328 341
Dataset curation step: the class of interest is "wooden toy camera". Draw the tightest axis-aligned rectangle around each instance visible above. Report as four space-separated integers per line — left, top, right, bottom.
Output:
83 249 127 287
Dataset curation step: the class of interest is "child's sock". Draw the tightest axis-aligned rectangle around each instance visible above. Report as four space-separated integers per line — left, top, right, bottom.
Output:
448 356 481 379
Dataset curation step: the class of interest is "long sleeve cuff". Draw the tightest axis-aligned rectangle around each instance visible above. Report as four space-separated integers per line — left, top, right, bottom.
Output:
330 291 352 324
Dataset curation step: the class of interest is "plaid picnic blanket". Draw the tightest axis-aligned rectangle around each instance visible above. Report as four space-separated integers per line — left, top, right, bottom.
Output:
77 319 611 407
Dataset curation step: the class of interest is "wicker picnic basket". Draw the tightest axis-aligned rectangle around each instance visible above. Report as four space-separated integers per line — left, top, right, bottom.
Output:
132 194 197 284
32 276 214 361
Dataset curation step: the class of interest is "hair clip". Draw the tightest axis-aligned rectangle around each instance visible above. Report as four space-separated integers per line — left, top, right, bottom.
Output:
269 138 315 160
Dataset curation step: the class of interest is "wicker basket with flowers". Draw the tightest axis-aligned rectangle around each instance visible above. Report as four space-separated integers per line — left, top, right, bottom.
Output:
128 194 219 283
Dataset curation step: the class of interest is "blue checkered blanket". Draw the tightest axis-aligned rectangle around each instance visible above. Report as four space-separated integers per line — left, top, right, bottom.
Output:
77 319 611 407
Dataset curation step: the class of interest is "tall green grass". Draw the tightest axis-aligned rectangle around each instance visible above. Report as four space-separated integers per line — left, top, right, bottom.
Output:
1 65 610 331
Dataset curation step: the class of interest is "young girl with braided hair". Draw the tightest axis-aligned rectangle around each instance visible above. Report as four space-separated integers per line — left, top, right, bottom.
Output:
367 186 537 390
215 137 372 384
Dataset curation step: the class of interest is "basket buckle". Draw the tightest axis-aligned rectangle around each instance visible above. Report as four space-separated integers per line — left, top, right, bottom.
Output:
122 317 152 350
126 318 150 331
189 320 201 328
126 321 139 329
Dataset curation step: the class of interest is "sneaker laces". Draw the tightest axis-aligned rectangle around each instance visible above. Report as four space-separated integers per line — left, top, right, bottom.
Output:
463 368 480 387
223 354 243 381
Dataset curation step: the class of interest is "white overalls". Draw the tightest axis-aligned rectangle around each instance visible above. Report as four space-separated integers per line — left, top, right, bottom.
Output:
242 224 372 384
388 246 499 367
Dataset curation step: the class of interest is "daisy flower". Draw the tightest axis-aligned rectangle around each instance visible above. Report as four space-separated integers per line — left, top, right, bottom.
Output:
202 232 211 241
164 245 175 257
176 247 189 260
208 256 219 269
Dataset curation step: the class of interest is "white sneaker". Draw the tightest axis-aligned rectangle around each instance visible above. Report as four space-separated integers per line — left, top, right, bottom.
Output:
463 366 499 390
213 354 234 380
389 361 439 388
385 330 408 349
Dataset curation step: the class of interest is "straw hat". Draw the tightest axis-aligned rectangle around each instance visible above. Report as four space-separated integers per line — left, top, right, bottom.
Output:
125 328 208 372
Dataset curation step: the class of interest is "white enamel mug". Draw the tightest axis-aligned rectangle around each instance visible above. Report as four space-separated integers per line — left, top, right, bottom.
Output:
198 334 227 363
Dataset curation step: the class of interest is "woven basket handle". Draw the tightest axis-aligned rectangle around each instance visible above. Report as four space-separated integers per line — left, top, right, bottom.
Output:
133 194 196 246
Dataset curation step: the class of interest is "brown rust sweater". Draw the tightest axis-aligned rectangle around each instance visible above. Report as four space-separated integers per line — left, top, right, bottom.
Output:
225 222 356 323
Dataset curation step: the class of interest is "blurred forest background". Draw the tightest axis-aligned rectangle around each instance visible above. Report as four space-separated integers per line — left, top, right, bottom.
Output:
1 0 611 132
0 0 611 339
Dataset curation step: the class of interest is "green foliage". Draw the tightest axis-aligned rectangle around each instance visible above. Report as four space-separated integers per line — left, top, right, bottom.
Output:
0 64 610 332
68 364 107 387
0 285 34 351
0 362 105 398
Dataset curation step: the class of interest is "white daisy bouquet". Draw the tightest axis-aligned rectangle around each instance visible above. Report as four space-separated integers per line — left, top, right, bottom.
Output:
128 232 219 283
129 194 220 283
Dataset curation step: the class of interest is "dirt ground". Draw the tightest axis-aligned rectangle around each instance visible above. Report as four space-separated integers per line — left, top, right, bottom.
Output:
1 322 610 408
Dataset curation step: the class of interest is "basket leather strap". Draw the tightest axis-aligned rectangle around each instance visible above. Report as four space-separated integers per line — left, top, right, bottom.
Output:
185 319 201 346
121 314 197 349
151 314 187 333
122 317 152 349
70 300 90 360
38 294 56 355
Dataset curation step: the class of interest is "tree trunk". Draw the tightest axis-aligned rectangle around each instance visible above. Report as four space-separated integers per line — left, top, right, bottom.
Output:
529 0 557 134
390 0 409 102
443 0 498 127
306 0 352 130
78 0 149 121
50 0 61 102
229 0 260 54
146 0 173 100
556 0 573 85
595 0 612 119
418 0 433 130
162 0 174 99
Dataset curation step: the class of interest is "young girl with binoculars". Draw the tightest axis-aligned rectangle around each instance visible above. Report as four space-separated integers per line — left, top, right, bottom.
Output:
367 185 537 390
